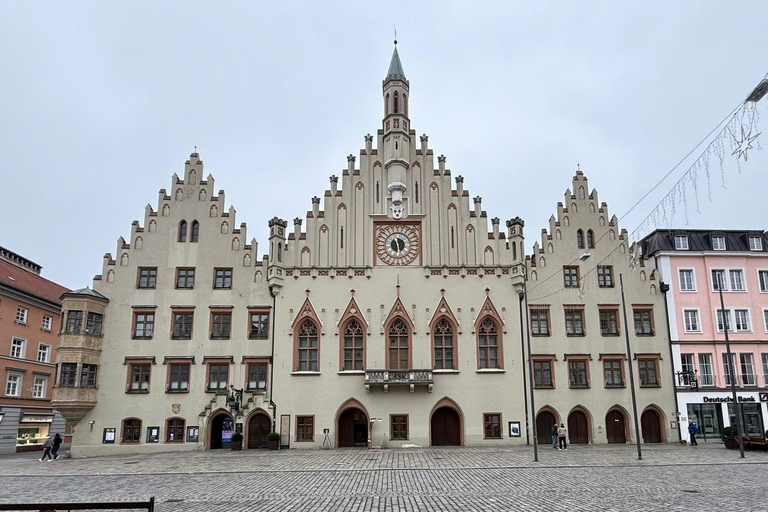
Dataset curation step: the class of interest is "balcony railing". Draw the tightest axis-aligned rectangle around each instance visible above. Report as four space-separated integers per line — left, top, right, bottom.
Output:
365 369 433 393
678 373 767 390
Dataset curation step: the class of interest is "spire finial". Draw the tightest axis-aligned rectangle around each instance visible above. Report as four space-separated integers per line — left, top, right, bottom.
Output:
394 25 397 45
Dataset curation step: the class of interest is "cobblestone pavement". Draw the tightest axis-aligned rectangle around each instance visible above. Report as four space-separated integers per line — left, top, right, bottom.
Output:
1 443 767 511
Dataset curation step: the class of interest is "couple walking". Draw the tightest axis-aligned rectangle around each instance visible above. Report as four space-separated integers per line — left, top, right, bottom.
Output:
39 433 62 461
550 422 567 450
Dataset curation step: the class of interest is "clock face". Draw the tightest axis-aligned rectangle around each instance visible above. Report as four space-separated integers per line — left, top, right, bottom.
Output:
385 233 411 258
376 223 420 266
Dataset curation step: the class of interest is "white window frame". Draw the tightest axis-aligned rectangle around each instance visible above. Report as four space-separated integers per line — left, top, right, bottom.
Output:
729 269 746 291
16 307 28 324
740 353 756 386
698 353 714 386
712 235 726 250
42 315 52 331
750 236 763 251
734 309 751 332
711 268 747 292
10 337 26 359
757 270 768 293
5 372 22 397
683 309 701 333
723 353 737 386
32 376 47 398
764 309 768 333
675 235 689 250
762 354 768 387
678 268 696 292
716 308 752 333
37 343 51 363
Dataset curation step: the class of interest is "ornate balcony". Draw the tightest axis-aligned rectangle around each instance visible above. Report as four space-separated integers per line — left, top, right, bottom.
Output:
365 369 433 393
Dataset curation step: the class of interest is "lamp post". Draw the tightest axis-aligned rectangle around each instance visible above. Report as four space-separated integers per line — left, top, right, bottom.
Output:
518 291 531 446
521 270 538 462
717 273 745 458
619 273 643 460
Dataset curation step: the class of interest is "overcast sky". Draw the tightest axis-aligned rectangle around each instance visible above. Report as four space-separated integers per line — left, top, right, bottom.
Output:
2 1 767 290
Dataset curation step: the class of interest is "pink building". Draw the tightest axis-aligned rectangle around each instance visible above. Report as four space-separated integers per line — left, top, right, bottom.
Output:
642 230 768 441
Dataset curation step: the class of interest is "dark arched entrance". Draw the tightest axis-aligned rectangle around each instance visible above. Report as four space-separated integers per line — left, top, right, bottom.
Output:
247 412 271 449
536 410 557 445
606 410 627 444
338 408 368 447
641 409 663 443
431 407 461 446
209 412 234 450
568 410 590 444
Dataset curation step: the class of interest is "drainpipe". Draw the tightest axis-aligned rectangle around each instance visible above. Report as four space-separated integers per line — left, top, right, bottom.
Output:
268 285 278 434
656 255 682 443
518 292 530 445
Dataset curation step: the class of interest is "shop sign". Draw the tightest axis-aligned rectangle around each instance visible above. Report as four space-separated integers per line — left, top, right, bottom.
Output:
20 415 54 423
759 393 768 402
102 428 116 444
703 396 756 403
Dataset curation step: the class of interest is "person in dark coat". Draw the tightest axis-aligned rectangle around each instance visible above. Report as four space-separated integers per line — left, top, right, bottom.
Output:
51 433 62 460
551 423 558 449
688 419 699 446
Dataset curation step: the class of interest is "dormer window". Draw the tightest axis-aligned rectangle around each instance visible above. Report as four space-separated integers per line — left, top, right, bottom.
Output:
749 236 763 251
675 235 689 250
712 235 726 251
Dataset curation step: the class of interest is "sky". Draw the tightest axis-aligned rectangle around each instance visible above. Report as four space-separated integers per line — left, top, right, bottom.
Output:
1 1 767 290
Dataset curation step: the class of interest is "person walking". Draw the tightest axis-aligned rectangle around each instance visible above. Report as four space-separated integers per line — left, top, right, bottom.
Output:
557 423 568 450
40 435 53 461
688 419 699 446
51 433 62 460
551 423 559 449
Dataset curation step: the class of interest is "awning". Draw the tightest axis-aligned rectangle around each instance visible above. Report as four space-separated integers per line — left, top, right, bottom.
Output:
20 414 54 423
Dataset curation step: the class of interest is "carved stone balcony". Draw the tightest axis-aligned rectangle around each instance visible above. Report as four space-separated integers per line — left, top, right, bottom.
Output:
51 387 98 425
365 369 433 393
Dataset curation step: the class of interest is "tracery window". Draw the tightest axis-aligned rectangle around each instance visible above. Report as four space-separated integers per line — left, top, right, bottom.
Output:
343 320 364 371
297 320 319 372
478 318 500 369
388 319 409 370
433 319 455 370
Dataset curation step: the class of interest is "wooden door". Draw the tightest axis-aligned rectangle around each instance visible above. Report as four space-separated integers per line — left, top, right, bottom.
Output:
568 411 589 444
338 409 355 447
247 413 270 449
606 410 626 443
641 410 662 443
431 407 460 446
536 411 556 445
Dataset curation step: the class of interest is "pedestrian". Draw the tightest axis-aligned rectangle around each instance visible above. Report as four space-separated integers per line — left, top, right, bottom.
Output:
40 435 53 461
688 419 698 446
51 433 62 460
557 423 568 450
551 422 559 450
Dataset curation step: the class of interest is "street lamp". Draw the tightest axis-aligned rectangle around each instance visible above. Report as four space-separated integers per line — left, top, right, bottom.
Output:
717 273 745 458
518 290 531 446
520 270 539 463
619 273 643 460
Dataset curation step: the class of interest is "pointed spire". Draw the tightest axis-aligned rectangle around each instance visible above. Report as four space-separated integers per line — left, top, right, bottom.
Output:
386 41 406 81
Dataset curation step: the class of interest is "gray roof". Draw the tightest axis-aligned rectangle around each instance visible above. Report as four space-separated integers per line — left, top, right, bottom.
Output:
641 229 768 256
62 287 109 301
386 46 405 80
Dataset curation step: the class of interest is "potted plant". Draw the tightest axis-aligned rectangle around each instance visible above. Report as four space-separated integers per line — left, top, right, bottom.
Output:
231 432 243 451
267 432 280 451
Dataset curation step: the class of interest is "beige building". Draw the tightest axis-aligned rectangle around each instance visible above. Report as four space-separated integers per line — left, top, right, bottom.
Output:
54 44 676 454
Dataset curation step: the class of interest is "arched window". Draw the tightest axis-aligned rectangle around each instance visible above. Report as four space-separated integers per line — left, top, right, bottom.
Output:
297 320 319 372
199 189 206 201
189 170 197 185
178 220 187 242
166 418 185 443
403 94 408 116
478 318 500 369
210 205 218 217
134 237 143 249
277 243 282 262
191 221 199 242
221 221 229 234
149 220 157 232
342 320 364 371
162 204 170 216
587 229 595 248
121 418 141 444
385 93 390 116
232 237 240 251
394 91 399 114
120 253 129 266
577 229 584 249
388 318 409 370
433 318 454 370
511 241 517 261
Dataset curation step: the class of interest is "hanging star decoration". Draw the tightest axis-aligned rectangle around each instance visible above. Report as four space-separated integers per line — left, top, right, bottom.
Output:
731 125 760 161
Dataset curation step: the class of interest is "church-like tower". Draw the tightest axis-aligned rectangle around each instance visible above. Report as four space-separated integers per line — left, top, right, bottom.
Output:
382 42 411 219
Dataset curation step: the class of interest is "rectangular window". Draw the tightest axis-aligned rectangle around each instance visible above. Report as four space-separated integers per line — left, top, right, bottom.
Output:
32 376 47 398
730 270 745 291
16 307 28 324
214 268 233 289
533 360 553 388
716 309 731 332
172 311 194 339
717 309 751 332
563 266 579 288
483 413 502 439
137 267 157 289
65 310 83 333
698 354 714 386
638 358 659 387
210 312 232 339
296 416 314 442
633 307 654 335
122 419 141 443
675 235 689 250
712 235 726 250
60 363 77 387
10 337 25 359
207 363 228 391
249 311 270 339
80 364 97 388
5 373 21 396
86 312 103 335
37 344 51 363
762 354 768 389
759 271 768 292
750 236 763 251
247 362 268 391
564 307 585 336
679 269 695 291
597 266 614 287
391 415 408 440
683 310 700 332
166 419 185 443
128 363 151 392
530 307 550 336
680 354 695 386
599 309 619 336
765 309 768 333
168 364 190 392
722 353 737 386
603 359 624 387
41 315 52 331
175 267 195 289
734 309 751 332
133 311 155 339
568 359 589 388
740 353 756 386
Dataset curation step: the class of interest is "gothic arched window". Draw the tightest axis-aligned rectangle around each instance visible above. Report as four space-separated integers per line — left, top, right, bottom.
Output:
191 221 199 242
587 229 595 248
477 318 500 369
577 229 585 249
296 320 319 372
342 320 364 371
178 220 187 242
433 318 455 370
388 318 409 370
394 92 399 114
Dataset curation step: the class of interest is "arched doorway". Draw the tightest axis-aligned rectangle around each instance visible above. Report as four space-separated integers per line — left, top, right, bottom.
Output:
431 407 461 446
536 409 557 445
247 412 271 449
338 408 368 447
568 409 590 444
208 411 234 450
606 409 627 444
641 409 663 443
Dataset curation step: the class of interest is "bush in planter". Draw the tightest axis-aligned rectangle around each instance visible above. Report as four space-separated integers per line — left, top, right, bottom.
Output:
231 433 243 442
267 432 280 442
722 426 738 440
